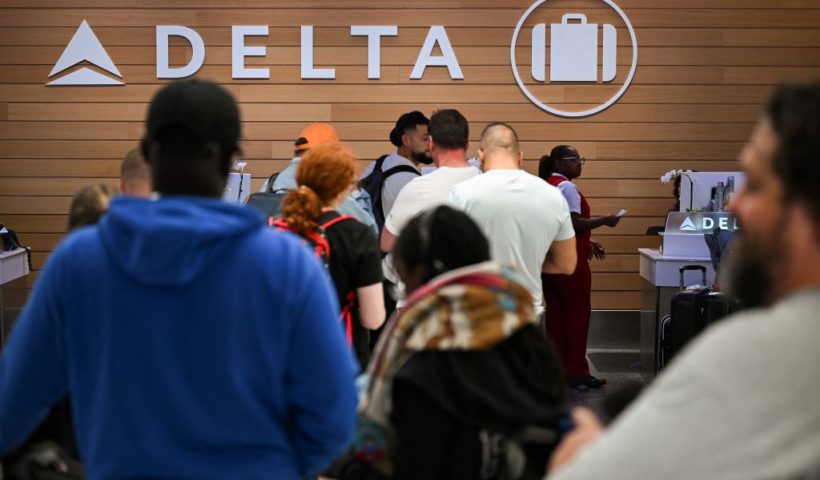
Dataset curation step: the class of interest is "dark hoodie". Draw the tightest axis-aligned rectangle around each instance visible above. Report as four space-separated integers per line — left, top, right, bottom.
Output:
0 196 358 479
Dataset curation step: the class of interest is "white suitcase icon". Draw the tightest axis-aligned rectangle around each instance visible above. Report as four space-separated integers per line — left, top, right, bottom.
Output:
531 13 617 83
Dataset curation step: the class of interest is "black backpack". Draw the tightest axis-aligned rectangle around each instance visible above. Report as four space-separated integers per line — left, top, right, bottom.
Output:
245 172 287 219
270 213 359 346
359 155 419 232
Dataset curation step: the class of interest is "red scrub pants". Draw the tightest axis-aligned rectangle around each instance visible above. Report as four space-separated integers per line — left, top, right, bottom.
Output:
542 257 592 377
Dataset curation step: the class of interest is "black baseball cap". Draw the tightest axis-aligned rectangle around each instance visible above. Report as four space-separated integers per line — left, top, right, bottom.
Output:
143 79 241 156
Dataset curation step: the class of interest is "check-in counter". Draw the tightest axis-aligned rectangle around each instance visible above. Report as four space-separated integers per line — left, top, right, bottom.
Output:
1 247 30 348
639 170 744 380
639 248 714 380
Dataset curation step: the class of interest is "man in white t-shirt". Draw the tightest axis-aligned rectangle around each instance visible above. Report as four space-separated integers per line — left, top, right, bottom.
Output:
378 109 480 317
381 109 480 255
359 111 432 221
449 122 576 316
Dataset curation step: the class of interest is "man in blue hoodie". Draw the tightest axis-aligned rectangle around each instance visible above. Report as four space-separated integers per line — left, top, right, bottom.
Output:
0 80 358 479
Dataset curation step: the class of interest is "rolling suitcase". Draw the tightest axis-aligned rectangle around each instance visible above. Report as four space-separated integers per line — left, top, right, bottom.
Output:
659 265 738 370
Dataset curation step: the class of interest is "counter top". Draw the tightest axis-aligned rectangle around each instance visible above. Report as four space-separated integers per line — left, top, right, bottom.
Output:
0 248 30 285
639 248 715 287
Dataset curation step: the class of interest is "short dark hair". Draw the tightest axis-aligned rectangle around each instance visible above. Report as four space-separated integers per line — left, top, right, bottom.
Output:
141 79 241 197
142 79 240 166
428 109 469 150
395 205 490 283
767 82 820 221
390 111 429 147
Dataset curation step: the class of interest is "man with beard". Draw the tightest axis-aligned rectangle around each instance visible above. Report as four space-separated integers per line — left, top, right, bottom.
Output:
545 82 820 479
360 111 432 226
378 110 480 317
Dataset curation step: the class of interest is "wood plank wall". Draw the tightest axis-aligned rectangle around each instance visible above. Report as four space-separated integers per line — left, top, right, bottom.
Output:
1 0 819 310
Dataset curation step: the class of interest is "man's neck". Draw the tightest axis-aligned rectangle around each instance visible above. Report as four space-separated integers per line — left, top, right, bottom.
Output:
484 158 520 171
396 148 411 161
434 149 469 168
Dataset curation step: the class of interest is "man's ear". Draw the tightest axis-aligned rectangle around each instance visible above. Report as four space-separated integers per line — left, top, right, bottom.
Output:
517 151 524 167
402 132 411 148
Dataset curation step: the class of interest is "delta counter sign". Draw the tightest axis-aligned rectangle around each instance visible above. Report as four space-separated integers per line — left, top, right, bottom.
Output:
45 0 638 118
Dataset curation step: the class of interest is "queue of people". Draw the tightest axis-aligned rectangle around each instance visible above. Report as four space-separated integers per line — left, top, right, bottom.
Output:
0 78 818 479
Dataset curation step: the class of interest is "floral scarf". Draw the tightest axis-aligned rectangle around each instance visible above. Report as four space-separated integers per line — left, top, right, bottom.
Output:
353 261 535 475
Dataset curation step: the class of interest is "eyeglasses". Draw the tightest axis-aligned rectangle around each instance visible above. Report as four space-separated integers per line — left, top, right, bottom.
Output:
563 156 586 165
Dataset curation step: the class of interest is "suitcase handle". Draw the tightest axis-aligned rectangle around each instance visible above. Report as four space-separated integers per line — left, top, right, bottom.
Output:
561 13 588 24
679 265 707 289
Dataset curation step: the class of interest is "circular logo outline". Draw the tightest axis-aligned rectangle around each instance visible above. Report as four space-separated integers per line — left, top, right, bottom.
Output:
510 0 639 118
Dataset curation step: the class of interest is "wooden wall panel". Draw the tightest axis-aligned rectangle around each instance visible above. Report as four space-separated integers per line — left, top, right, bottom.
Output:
2 0 818 311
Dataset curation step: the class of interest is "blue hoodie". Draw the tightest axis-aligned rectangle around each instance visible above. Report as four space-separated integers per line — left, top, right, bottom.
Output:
0 196 358 479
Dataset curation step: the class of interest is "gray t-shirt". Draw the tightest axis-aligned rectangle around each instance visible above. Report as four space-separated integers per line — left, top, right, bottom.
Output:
549 288 820 480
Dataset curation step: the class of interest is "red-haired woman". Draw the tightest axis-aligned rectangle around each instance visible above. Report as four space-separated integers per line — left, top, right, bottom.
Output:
281 143 385 368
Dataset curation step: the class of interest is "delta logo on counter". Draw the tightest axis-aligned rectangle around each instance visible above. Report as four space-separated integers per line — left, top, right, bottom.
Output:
45 0 639 116
674 214 740 234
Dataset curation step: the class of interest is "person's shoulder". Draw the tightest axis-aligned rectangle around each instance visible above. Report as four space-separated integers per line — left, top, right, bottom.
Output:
684 291 820 368
53 225 102 260
450 171 489 191
243 225 307 259
383 153 413 169
328 214 370 236
395 172 429 195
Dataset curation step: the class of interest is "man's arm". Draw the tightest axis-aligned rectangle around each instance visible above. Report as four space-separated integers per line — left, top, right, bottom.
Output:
380 226 397 253
542 237 577 275
282 244 359 476
381 180 420 253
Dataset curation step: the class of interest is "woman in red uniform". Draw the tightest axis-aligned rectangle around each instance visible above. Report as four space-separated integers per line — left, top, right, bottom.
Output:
539 145 621 390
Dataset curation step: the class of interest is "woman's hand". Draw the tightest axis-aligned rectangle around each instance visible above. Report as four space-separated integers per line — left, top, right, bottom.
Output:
589 240 606 260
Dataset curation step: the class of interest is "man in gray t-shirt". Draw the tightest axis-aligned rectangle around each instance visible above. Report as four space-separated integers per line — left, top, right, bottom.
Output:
547 82 820 480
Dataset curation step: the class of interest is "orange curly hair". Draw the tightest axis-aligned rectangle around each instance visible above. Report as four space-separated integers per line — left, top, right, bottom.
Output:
282 143 357 235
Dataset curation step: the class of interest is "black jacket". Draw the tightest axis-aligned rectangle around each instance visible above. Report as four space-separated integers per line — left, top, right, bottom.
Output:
331 325 568 480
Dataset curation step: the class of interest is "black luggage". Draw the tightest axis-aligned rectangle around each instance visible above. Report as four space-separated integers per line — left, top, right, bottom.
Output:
659 265 738 370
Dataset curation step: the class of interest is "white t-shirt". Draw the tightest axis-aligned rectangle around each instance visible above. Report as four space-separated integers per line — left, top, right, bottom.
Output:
448 169 575 314
553 173 582 214
385 166 481 236
382 166 480 284
359 153 419 218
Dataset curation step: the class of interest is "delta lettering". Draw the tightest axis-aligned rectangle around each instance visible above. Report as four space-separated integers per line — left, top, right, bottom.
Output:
157 25 464 80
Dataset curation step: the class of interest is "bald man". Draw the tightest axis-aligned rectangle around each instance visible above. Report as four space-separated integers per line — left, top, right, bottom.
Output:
449 122 577 317
119 148 151 197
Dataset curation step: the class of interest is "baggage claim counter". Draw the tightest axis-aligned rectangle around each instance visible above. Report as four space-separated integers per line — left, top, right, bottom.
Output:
639 172 743 380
